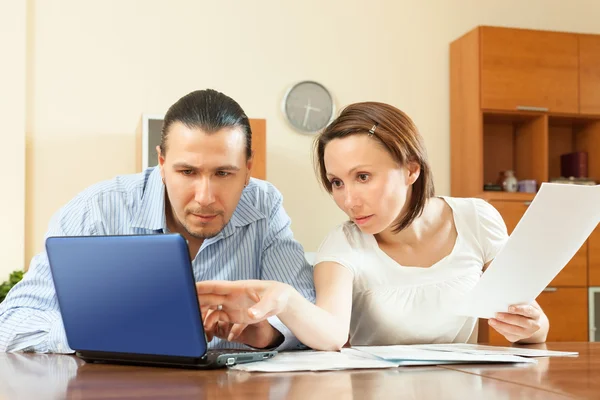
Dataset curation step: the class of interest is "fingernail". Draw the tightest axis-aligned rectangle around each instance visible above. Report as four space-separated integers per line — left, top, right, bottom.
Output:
496 313 504 321
489 319 496 325
509 306 516 313
227 333 234 342
249 308 259 317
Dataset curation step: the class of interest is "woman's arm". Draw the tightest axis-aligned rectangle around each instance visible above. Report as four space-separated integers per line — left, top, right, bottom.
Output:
278 262 353 350
196 262 354 351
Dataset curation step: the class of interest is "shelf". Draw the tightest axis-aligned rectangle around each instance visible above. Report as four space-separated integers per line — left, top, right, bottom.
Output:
480 191 536 202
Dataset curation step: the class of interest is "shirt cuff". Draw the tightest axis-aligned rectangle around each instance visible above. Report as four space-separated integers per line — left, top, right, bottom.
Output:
267 316 308 351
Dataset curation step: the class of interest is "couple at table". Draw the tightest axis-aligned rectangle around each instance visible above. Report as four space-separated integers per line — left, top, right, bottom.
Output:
0 89 549 354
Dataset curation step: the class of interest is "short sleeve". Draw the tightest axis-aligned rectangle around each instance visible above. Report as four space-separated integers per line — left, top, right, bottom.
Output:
314 223 361 274
473 199 509 264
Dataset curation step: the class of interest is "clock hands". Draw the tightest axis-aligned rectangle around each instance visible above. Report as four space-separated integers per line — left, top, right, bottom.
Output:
302 99 322 129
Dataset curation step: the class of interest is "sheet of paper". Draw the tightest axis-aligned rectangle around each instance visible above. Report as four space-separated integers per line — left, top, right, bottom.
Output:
351 345 536 364
456 183 600 319
415 343 578 357
229 350 399 372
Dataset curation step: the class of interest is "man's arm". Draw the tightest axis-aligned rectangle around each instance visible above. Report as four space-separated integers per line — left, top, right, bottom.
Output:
0 201 92 353
0 252 72 353
259 193 316 350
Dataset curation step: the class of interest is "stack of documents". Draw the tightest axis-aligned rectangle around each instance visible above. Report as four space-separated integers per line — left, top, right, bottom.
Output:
231 343 579 372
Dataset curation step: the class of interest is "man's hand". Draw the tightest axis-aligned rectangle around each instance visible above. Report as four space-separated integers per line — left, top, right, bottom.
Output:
203 309 283 348
489 301 548 343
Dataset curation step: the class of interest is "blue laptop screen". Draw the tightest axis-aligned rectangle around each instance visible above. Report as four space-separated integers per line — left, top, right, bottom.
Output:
46 234 207 358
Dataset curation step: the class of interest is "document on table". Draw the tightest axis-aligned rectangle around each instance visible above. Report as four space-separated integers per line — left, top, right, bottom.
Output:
350 346 536 365
229 350 399 372
414 343 578 357
456 183 600 319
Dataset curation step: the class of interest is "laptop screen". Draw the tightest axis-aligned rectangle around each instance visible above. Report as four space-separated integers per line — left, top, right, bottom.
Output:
46 234 207 358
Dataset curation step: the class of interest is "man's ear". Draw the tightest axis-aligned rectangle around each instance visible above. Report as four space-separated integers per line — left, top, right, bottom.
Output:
157 146 166 184
157 145 165 167
406 160 421 185
245 150 254 183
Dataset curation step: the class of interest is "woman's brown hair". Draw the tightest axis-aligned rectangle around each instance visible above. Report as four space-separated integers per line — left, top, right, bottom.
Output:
313 102 435 233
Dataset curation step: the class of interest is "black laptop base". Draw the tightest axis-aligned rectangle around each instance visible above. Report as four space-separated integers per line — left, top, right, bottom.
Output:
76 349 277 370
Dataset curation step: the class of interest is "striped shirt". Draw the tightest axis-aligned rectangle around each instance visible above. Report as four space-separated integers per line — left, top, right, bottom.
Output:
0 167 316 353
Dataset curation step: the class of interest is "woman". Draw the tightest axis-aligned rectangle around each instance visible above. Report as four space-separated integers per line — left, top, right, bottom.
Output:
197 102 549 350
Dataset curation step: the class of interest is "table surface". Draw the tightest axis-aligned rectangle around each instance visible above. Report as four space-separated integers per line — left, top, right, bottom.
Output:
0 342 597 399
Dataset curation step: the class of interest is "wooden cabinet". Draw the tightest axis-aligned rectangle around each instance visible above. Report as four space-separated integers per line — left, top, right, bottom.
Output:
579 34 600 114
480 27 579 113
451 26 600 343
537 288 589 341
590 226 600 286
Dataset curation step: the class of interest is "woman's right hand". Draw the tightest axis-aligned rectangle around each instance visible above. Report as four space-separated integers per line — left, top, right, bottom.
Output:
196 280 293 342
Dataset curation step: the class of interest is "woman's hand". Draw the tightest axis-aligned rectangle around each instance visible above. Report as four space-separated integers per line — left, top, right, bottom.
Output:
489 301 549 343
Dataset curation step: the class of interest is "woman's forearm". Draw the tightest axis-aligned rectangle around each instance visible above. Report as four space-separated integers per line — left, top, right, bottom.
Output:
278 288 349 351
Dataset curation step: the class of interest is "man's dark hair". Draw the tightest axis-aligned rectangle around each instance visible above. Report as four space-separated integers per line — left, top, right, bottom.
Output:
160 89 252 159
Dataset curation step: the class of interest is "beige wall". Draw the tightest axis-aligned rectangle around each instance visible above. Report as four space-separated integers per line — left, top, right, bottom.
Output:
17 0 600 264
1 1 26 278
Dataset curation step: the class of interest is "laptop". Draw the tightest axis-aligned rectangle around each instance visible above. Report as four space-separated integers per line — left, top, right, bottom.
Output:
45 234 277 369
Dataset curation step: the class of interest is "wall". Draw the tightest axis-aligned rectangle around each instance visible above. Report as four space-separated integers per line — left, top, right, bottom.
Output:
16 0 600 263
0 1 26 278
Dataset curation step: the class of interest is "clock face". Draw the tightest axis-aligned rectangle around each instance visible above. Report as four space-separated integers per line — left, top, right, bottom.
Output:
283 81 334 134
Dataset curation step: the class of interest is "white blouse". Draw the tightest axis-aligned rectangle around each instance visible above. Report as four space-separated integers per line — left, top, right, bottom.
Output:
314 197 508 346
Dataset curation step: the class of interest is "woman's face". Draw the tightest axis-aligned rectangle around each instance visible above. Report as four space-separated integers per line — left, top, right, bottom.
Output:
324 134 419 235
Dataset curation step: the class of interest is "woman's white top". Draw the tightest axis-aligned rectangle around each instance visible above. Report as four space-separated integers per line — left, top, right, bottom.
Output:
314 197 508 346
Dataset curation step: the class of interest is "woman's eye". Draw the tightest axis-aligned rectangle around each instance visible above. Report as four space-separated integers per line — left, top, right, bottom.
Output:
331 179 343 188
358 173 369 182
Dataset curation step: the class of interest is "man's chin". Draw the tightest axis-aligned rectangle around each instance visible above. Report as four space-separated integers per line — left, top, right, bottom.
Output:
185 225 224 240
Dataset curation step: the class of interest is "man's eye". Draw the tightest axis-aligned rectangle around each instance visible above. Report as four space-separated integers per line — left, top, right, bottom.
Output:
216 171 231 177
181 170 193 176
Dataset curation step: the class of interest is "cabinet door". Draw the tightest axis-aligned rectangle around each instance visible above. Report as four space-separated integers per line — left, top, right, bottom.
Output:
590 225 600 286
486 287 588 344
480 27 579 113
579 34 600 114
489 200 587 286
537 288 588 341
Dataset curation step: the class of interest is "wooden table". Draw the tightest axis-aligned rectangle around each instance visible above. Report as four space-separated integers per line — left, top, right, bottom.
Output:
0 343 597 399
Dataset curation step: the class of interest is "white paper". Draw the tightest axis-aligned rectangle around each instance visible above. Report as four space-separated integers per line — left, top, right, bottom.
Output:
229 350 399 372
456 183 600 319
351 345 536 364
415 343 578 357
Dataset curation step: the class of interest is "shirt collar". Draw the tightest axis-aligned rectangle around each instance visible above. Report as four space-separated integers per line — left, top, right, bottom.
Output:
132 167 167 231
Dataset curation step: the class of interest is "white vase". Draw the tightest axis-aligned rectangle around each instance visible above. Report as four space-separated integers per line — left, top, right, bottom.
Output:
502 170 518 192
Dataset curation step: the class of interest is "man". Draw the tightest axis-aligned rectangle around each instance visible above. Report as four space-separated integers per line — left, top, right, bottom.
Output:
0 89 315 353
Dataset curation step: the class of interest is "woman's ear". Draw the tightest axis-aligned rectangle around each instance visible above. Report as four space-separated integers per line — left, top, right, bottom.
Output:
406 161 421 185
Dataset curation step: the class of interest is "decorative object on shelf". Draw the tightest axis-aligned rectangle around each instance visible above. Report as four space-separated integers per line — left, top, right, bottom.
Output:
0 270 24 303
560 151 589 179
483 183 503 191
518 180 537 193
282 81 334 134
502 170 518 192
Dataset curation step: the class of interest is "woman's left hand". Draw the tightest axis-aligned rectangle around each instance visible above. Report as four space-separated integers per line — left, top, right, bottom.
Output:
489 301 548 343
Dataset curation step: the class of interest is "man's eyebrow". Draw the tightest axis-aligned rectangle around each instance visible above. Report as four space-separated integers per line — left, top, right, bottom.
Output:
171 163 241 171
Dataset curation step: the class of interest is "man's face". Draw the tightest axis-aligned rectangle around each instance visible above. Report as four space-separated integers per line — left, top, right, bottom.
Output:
158 122 252 240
